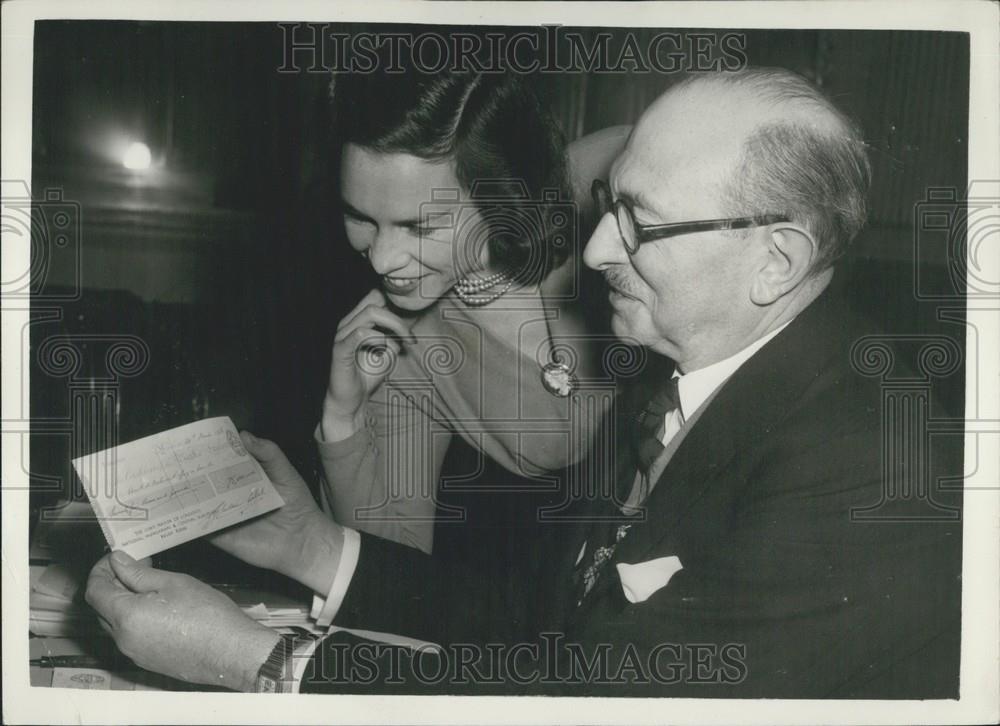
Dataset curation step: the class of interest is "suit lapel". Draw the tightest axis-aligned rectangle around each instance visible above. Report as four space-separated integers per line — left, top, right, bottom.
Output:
566 353 673 612
576 395 713 609
610 287 855 569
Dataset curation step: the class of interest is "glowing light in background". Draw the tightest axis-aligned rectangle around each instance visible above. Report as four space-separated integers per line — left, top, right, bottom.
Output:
122 141 152 170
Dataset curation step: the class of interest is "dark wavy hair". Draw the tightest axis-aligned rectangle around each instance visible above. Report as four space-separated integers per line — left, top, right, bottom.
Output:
329 67 571 284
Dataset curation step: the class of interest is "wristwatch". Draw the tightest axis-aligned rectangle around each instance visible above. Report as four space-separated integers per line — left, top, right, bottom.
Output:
254 634 301 693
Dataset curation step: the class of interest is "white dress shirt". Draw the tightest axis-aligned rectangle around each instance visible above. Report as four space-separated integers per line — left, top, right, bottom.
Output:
615 320 794 516
665 320 793 446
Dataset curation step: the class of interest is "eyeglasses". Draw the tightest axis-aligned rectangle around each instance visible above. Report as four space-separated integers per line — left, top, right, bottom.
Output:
591 179 789 255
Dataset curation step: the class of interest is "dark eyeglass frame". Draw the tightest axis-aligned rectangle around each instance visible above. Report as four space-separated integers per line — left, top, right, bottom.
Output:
591 178 790 255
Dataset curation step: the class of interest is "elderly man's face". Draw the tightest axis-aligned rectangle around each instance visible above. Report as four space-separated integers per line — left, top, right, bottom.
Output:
583 87 765 369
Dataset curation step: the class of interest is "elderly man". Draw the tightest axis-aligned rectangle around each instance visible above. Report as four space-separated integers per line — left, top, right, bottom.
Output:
86 67 961 697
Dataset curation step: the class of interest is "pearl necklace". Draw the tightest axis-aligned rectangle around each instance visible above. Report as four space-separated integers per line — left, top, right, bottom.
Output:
455 270 576 397
454 271 514 306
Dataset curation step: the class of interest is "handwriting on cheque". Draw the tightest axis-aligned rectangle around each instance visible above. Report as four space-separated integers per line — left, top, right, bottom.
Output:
72 416 284 560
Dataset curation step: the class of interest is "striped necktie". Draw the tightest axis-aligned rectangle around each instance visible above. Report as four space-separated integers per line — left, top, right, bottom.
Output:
636 376 681 472
574 377 681 605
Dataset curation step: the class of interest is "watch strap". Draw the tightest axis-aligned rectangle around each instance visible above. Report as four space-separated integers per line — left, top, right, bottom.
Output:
255 633 300 693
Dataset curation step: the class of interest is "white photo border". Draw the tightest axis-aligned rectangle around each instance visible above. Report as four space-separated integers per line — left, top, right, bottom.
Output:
3 1 997 724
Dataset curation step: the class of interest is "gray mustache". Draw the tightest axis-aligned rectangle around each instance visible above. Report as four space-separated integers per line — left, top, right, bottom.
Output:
603 271 637 295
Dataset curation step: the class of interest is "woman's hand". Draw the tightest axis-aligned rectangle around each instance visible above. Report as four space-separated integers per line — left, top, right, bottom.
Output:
86 551 280 691
323 289 415 441
207 432 344 595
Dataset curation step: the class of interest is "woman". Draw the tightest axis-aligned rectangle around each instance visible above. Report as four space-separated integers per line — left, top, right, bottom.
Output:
318 66 629 555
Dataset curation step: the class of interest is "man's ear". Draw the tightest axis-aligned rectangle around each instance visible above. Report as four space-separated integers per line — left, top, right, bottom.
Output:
749 225 817 305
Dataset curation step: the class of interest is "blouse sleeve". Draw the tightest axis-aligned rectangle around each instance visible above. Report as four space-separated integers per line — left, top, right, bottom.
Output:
315 380 452 555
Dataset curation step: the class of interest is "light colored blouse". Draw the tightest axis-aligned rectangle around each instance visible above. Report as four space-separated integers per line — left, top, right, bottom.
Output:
316 126 631 554
316 263 612 553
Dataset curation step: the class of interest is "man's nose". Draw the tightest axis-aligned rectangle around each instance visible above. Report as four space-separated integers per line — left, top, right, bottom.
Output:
367 230 408 275
582 212 629 270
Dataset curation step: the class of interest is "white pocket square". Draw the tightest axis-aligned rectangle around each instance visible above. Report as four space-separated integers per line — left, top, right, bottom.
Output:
615 556 684 604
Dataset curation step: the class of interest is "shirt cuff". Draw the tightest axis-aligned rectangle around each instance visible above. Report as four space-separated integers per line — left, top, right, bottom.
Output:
309 527 361 627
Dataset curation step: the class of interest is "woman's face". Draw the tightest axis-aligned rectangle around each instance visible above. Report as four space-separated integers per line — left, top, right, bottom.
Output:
339 144 489 311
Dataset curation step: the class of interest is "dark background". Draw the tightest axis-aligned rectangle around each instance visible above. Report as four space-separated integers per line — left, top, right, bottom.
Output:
29 22 969 526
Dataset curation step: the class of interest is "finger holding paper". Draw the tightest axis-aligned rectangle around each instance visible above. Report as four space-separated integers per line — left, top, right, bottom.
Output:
208 431 344 595
71 417 285 561
85 551 279 691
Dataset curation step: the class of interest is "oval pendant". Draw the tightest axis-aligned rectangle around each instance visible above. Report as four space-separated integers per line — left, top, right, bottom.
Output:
541 360 577 398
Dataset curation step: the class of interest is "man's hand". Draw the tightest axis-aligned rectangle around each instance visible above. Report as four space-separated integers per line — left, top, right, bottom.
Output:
208 431 344 595
85 551 280 691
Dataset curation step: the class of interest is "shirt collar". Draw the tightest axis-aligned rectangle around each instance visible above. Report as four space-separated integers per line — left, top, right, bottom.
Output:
673 320 794 420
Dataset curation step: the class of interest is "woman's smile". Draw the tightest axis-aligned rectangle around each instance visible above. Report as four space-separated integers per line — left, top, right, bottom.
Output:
381 274 427 295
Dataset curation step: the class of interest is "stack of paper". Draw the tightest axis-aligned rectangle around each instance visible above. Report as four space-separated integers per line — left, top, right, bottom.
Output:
29 563 92 637
29 561 322 637
214 584 324 633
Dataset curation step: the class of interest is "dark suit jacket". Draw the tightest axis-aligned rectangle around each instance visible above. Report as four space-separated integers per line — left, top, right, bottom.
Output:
301 284 963 698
